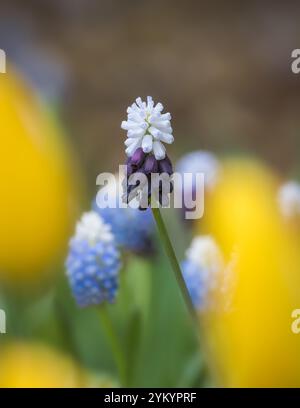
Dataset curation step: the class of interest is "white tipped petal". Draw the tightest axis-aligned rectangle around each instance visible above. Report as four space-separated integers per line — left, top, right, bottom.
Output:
142 134 153 153
148 126 161 139
121 121 128 130
121 120 142 130
127 113 139 122
128 128 146 138
148 113 160 122
159 133 174 144
149 119 170 129
154 123 172 133
124 138 134 147
125 137 142 157
147 96 154 110
153 141 166 160
149 127 174 144
153 102 163 113
128 112 145 122
127 103 139 113
136 97 146 109
149 113 171 122
136 97 142 106
160 112 171 120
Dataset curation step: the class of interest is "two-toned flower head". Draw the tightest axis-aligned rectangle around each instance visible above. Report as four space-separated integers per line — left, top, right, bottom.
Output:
181 235 225 310
278 181 300 219
94 173 155 255
66 211 121 307
121 97 174 209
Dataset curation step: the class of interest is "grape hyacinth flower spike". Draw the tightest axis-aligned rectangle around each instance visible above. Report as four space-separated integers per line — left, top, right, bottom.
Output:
66 212 127 384
121 97 174 209
121 97 196 320
66 211 121 307
181 236 224 310
182 235 238 312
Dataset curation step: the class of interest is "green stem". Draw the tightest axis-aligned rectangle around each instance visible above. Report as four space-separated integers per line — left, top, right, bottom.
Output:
151 207 197 322
99 305 127 386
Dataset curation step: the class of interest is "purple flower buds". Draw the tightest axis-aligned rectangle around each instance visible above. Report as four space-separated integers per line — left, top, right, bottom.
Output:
130 147 146 167
158 155 173 175
123 149 174 210
143 155 159 174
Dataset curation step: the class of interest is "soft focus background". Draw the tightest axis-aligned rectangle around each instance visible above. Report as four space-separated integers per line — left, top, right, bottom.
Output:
0 0 300 388
2 0 300 181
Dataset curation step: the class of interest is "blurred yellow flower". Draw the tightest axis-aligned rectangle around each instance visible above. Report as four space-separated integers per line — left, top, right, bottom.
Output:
0 342 85 388
199 158 300 387
0 342 116 388
0 67 81 284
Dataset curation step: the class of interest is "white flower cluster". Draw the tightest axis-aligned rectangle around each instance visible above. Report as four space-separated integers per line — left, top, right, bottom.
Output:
121 96 174 160
75 211 113 245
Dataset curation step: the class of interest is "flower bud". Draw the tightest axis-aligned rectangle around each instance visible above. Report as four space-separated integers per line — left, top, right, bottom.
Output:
143 155 158 174
158 155 173 175
130 147 146 167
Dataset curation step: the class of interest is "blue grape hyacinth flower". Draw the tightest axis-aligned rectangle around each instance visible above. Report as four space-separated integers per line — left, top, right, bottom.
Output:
182 235 224 310
181 259 206 309
95 205 154 255
66 211 121 307
175 151 220 223
175 150 220 194
94 176 155 255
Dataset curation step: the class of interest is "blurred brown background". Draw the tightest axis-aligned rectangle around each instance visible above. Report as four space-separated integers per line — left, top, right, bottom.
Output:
1 0 300 190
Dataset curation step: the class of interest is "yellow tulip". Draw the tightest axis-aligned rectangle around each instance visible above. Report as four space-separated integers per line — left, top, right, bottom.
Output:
0 342 116 388
199 158 300 387
0 67 81 284
0 342 85 388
